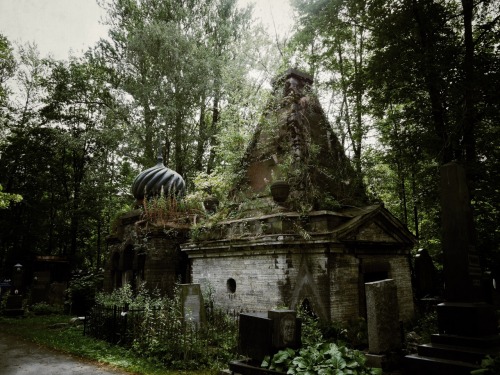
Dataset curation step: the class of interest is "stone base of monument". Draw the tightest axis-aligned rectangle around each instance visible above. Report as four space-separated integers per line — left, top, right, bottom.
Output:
403 302 500 375
365 351 402 371
3 294 25 317
437 302 497 336
365 353 386 368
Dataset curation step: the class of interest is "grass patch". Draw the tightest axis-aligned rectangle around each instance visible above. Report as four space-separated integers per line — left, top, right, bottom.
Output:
0 314 217 375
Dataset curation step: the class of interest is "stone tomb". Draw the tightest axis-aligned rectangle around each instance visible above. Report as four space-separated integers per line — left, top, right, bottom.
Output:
105 69 416 332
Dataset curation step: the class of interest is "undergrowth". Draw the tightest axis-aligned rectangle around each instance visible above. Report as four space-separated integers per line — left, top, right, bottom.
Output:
0 314 218 375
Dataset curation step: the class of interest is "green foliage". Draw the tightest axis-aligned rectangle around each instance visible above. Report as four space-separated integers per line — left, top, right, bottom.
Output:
471 355 500 375
403 311 438 354
0 290 10 313
263 310 378 375
66 272 104 314
320 318 368 349
94 283 237 371
262 342 381 375
0 184 22 209
28 302 63 315
297 309 323 347
142 193 205 227
0 34 16 105
0 314 215 375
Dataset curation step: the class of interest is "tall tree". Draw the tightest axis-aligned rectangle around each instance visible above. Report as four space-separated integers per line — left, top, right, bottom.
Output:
0 52 126 271
291 0 371 175
97 0 253 180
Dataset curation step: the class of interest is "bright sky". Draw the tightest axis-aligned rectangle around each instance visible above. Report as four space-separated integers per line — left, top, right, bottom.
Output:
0 0 294 60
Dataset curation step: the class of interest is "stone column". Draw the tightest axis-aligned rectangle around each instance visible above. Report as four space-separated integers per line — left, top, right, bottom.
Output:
440 162 482 302
365 279 401 354
438 162 496 336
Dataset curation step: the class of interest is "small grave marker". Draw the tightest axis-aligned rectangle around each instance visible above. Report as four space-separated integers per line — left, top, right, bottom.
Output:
179 283 206 327
365 279 401 354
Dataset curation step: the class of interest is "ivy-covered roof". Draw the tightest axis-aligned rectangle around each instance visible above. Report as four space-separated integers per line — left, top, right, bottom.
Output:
232 68 367 212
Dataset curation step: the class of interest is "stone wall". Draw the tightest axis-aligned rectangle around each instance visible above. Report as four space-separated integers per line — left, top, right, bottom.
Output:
189 245 415 323
104 212 189 296
329 253 361 321
388 256 414 321
190 245 331 319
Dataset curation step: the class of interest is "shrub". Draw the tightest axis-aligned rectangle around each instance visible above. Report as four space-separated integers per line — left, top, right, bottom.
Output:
90 283 238 371
320 317 368 349
262 342 382 375
29 302 63 315
262 309 380 375
66 271 103 315
471 355 500 375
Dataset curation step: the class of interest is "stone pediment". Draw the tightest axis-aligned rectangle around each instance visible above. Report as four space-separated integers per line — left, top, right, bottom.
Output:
336 205 417 246
343 223 399 243
352 221 399 242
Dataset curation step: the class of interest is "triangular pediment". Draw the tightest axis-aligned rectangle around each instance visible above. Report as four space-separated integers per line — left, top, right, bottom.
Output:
336 205 417 246
353 221 399 242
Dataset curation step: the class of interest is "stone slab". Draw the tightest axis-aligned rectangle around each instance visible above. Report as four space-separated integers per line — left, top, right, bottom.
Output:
365 279 401 354
404 353 479 375
436 302 497 336
238 313 272 363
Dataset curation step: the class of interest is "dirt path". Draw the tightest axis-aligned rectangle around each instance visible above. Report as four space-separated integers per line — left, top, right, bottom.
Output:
0 332 134 375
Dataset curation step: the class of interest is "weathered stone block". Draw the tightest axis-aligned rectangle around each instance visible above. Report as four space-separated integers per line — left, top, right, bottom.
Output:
365 279 401 354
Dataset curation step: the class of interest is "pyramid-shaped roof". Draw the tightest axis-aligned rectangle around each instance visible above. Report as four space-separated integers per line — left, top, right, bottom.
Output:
232 68 367 212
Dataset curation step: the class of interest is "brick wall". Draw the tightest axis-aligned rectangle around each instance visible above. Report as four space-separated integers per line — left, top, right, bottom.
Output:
190 246 331 318
329 253 361 321
388 256 415 321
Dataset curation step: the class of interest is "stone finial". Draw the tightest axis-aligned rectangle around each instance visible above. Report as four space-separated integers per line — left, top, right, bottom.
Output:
272 68 314 96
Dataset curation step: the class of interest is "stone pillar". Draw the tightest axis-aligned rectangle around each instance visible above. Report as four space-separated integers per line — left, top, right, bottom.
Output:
365 279 401 354
438 162 497 336
440 162 481 302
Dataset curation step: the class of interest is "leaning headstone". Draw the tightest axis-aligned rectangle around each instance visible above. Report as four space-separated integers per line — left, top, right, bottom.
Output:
365 279 401 354
179 283 206 327
238 312 273 363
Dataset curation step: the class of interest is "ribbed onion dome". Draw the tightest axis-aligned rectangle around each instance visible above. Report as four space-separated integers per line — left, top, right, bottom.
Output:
131 156 186 200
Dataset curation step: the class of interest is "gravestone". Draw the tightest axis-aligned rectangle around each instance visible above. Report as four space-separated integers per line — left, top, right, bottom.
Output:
404 162 500 375
365 279 401 354
31 271 51 304
231 309 302 374
179 283 206 327
267 310 301 350
4 293 24 316
238 312 273 363
414 248 439 299
437 162 496 335
440 162 482 302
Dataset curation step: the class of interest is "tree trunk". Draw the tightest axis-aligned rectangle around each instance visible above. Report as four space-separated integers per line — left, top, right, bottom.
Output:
412 0 452 164
461 0 477 192
206 90 220 174
194 94 207 172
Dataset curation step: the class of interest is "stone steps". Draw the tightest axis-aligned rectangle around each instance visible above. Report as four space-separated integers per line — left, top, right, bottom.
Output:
417 342 496 364
403 334 500 375
404 353 479 375
431 333 500 348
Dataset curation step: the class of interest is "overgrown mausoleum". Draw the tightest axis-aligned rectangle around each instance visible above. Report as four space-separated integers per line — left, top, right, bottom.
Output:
106 69 416 323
